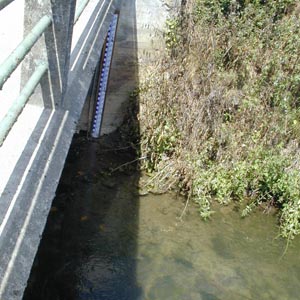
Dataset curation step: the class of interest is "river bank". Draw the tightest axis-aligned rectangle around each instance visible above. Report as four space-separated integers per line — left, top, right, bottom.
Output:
138 0 300 239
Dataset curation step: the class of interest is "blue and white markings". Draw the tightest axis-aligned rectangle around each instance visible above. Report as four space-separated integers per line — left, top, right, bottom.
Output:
91 13 118 138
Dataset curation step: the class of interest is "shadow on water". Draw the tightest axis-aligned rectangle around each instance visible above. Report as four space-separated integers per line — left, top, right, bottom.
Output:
23 132 141 300
23 1 141 299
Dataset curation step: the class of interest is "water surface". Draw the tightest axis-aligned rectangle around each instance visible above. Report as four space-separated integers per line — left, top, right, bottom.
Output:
23 134 300 300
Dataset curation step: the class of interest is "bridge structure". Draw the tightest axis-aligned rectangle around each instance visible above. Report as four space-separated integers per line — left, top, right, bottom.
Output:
0 0 178 298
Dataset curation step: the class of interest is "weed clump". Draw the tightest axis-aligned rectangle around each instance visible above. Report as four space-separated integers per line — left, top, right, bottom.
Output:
138 0 300 239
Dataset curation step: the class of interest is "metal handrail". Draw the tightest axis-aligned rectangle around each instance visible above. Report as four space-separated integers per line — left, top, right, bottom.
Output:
0 0 90 145
0 15 52 90
0 0 15 11
0 63 48 146
74 0 90 23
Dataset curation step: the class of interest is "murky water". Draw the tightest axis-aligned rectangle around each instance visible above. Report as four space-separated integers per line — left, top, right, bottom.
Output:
136 197 300 300
23 134 300 300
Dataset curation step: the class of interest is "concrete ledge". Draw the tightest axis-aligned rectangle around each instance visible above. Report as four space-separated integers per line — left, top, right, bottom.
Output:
0 109 74 299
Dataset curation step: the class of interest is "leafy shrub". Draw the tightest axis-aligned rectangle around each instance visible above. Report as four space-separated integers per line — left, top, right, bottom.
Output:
138 0 300 239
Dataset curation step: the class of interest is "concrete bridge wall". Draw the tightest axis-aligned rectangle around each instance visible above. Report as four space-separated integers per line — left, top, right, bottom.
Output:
0 1 121 298
0 0 180 298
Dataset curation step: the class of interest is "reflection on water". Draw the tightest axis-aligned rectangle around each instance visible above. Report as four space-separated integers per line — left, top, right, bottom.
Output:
23 135 300 300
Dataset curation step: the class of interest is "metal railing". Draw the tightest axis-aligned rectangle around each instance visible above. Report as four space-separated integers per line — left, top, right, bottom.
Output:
0 15 52 89
0 63 48 145
0 0 91 146
0 0 15 11
74 0 91 23
0 11 51 145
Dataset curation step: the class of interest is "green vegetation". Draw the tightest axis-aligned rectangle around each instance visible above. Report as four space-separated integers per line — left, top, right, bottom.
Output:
138 0 300 239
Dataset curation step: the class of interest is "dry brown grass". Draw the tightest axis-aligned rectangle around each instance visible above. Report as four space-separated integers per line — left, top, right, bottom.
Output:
138 0 300 239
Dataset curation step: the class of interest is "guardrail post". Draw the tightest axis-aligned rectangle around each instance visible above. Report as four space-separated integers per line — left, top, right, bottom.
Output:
47 0 76 107
22 0 76 109
21 0 51 108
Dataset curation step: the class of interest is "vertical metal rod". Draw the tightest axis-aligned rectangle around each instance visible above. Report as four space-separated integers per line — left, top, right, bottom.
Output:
0 63 48 146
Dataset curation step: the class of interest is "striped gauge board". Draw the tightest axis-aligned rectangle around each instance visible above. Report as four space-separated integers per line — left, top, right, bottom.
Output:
91 13 118 138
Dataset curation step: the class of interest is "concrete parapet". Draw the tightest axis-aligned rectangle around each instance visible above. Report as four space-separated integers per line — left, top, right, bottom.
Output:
0 1 121 298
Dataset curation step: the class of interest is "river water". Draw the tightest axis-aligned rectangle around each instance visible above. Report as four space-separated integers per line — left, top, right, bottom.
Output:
23 133 300 300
